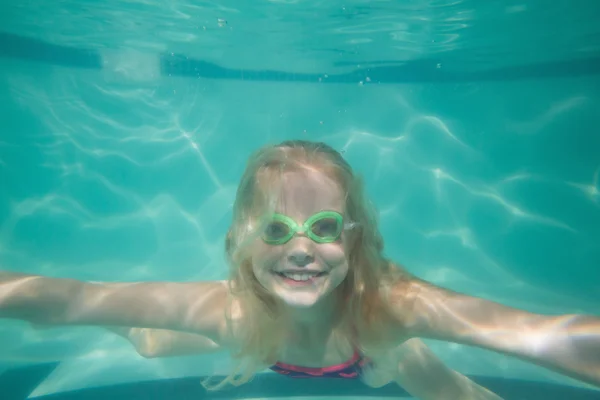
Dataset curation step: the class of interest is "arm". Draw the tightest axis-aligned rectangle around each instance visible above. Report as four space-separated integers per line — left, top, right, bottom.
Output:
109 327 223 358
397 278 600 388
0 271 229 344
392 338 502 400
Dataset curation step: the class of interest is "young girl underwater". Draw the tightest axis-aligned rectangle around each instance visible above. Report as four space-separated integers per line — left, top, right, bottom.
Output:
1 140 599 400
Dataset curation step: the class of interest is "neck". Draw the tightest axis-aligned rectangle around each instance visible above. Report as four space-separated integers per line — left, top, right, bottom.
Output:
283 293 341 343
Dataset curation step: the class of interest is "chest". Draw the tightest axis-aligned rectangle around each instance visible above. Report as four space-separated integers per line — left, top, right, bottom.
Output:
276 334 356 368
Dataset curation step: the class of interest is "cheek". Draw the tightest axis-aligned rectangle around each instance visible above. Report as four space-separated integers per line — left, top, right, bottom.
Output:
319 242 348 264
251 241 282 268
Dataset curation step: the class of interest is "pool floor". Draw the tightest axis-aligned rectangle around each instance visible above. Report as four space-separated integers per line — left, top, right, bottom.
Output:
1 363 599 400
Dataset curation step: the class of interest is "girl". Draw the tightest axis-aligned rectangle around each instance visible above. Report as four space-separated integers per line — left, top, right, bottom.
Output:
1 140 599 400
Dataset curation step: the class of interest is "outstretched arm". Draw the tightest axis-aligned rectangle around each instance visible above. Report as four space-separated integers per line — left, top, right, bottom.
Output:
109 327 223 358
397 278 600 388
0 271 229 344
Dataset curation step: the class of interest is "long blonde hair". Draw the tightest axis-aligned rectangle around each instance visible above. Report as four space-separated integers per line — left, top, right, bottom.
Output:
206 140 411 389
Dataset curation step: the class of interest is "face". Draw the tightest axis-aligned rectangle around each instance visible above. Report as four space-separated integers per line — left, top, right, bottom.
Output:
250 170 350 309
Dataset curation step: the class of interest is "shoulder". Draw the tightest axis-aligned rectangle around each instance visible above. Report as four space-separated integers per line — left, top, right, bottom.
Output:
379 262 420 300
183 280 235 343
377 263 425 329
380 267 471 338
186 280 230 303
201 280 248 348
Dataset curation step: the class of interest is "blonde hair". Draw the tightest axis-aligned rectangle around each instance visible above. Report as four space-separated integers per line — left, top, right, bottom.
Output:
205 140 411 389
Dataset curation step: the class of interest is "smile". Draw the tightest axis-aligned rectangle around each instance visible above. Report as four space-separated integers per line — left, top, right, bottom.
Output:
273 271 327 282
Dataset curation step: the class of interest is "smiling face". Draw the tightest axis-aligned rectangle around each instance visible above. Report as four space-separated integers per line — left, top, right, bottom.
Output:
250 169 350 309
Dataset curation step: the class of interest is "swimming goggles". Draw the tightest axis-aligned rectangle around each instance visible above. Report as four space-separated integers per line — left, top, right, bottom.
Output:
261 210 355 245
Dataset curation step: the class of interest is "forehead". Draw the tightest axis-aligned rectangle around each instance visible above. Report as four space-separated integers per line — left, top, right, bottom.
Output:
264 170 345 218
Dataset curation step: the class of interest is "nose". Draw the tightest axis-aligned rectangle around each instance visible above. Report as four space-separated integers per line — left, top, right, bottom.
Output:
288 250 314 267
287 239 315 267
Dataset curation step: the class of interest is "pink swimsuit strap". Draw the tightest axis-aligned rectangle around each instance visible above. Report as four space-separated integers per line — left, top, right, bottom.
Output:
270 349 368 379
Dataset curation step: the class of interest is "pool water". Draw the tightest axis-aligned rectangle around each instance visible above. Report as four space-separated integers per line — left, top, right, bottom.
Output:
1 0 599 399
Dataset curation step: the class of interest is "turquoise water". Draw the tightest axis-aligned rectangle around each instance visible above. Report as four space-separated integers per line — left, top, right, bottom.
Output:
1 0 600 398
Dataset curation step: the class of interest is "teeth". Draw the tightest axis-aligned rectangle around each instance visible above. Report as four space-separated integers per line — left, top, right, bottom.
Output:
281 272 320 281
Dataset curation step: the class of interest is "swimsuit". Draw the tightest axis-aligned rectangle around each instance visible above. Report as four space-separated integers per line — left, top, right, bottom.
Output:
270 349 369 379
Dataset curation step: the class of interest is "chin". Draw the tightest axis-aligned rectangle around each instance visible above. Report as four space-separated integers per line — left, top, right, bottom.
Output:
272 288 323 308
280 294 322 309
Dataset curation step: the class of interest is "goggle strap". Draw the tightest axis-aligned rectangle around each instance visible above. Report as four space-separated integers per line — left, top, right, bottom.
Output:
344 222 358 230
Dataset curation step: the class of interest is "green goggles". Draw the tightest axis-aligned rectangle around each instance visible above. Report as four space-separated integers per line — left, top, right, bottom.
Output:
261 211 354 245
